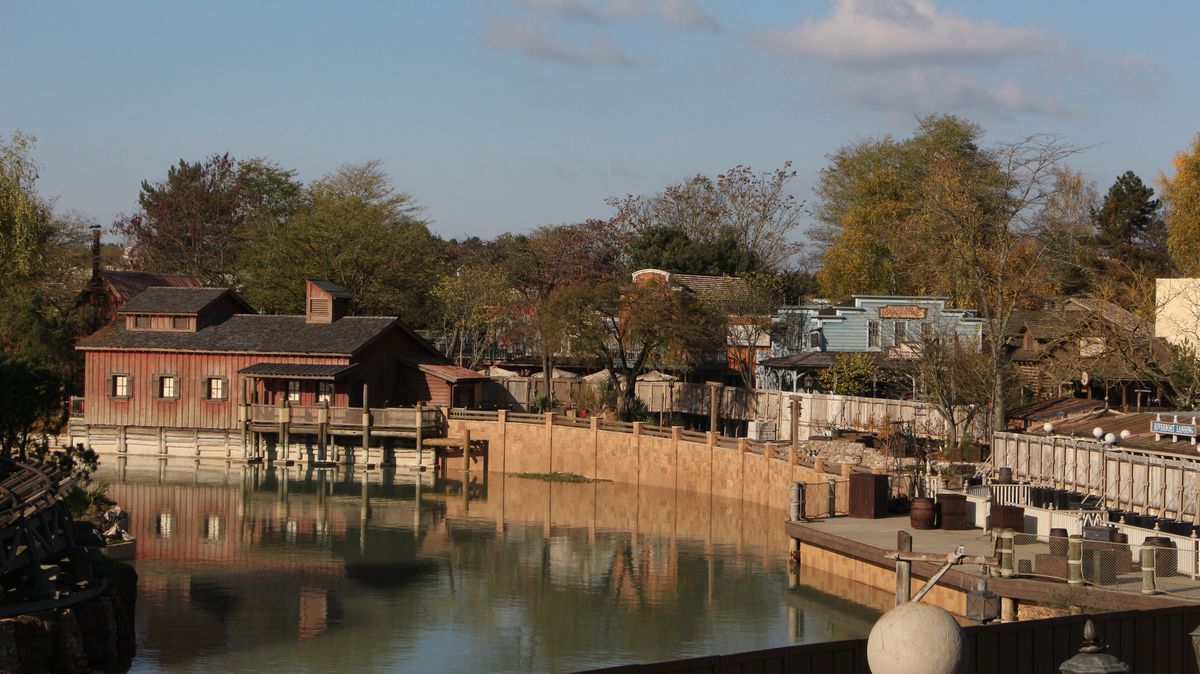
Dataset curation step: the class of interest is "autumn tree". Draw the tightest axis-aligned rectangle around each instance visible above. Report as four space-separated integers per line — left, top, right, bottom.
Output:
432 260 513 370
551 280 720 420
496 221 618 385
704 273 784 389
1161 133 1200 275
817 353 883 397
905 333 992 452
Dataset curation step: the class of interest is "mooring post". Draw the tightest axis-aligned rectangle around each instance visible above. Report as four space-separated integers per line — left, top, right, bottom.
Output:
708 382 720 434
896 530 913 605
463 428 472 475
1067 535 1084 585
789 481 805 522
279 395 289 462
415 402 425 469
998 529 1015 578
1141 546 1157 594
827 479 837 517
361 383 370 466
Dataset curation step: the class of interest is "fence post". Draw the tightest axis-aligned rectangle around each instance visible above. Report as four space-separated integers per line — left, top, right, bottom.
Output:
1141 547 1157 594
896 530 912 605
1067 535 1084 585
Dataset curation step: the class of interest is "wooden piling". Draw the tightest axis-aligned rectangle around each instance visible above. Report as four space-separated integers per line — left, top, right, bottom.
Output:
895 530 912 605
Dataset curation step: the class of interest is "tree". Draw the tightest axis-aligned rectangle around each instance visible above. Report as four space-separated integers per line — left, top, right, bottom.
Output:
704 273 783 389
432 261 513 370
817 116 1085 427
905 334 991 452
497 222 617 384
0 356 68 457
608 163 804 274
1161 134 1200 276
0 132 90 376
817 353 883 397
239 161 446 325
552 280 720 419
814 115 997 301
625 225 760 275
1094 170 1168 278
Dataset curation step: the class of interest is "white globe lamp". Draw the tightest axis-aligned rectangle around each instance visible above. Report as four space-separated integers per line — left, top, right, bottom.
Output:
1092 427 1104 439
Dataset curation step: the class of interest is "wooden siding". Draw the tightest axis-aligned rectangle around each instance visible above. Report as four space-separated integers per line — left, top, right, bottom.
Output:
83 351 349 430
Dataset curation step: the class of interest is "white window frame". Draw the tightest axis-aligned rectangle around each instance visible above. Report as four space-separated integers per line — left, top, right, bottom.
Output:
111 373 131 398
868 320 880 348
206 377 227 401
157 375 178 400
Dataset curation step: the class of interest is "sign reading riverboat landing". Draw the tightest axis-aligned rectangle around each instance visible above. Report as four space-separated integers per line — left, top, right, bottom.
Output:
1152 420 1198 437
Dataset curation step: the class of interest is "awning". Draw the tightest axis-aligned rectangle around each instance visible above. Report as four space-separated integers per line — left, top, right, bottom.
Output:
238 363 358 380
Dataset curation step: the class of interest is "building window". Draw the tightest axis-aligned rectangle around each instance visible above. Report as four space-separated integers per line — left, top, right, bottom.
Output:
894 320 908 344
110 374 131 398
157 375 177 399
206 377 227 401
287 380 301 403
133 315 151 329
808 331 821 349
172 316 190 330
868 320 880 348
317 382 333 404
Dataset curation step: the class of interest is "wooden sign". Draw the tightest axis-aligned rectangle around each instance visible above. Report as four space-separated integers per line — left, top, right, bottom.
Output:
878 305 926 320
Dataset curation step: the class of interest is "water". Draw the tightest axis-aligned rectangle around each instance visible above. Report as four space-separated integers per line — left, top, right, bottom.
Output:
97 459 883 673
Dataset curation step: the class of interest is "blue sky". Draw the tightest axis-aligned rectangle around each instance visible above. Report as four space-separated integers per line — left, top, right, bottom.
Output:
2 1 1196 242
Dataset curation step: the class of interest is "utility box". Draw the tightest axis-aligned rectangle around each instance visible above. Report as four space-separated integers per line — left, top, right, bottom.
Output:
848 472 889 519
747 420 776 441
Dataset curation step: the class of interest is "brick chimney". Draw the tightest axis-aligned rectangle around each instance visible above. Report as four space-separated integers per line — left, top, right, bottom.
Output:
91 225 102 277
304 279 351 323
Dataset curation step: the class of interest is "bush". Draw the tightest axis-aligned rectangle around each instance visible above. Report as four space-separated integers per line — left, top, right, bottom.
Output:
530 394 558 413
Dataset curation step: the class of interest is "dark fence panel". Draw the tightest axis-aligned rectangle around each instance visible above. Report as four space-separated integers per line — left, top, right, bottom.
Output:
576 606 1200 674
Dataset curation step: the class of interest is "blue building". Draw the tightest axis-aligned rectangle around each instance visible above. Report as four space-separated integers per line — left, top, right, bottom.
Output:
758 296 984 393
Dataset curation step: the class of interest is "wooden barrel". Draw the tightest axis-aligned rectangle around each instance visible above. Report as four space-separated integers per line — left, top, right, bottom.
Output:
989 504 1025 532
1049 528 1069 555
937 493 967 530
1144 537 1179 577
910 498 937 530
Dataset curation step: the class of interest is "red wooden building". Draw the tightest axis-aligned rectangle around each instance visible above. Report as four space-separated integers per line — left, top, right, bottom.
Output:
76 279 486 434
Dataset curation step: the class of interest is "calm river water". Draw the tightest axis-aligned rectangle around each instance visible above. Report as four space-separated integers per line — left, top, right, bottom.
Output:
97 459 883 673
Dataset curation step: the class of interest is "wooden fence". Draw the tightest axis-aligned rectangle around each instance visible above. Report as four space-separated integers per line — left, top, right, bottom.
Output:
479 376 978 442
993 431 1200 522
581 605 1200 674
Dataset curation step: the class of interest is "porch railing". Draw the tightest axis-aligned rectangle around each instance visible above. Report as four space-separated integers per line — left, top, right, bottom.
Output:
247 404 441 432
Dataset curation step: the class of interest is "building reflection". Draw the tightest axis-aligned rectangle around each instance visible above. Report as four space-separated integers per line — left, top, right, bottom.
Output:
101 457 882 672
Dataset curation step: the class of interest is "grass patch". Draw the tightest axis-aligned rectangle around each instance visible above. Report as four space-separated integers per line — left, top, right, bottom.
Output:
513 472 608 483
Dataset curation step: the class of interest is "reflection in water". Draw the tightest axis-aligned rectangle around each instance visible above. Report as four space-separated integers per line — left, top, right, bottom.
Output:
103 458 883 673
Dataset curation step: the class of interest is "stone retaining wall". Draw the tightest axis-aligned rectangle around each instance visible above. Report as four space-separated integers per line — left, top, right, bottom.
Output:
447 413 865 517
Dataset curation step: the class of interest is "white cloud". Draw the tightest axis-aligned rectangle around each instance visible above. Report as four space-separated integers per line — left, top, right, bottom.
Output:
518 0 719 31
835 66 1068 119
761 0 1063 65
1116 53 1167 95
484 15 637 66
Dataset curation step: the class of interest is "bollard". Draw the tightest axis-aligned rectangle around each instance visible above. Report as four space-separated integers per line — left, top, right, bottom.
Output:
998 529 1015 578
1067 535 1084 585
827 479 837 518
789 481 806 522
1141 546 1157 595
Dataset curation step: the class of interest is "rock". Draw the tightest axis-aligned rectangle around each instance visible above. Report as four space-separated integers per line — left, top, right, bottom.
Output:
867 602 966 674
0 621 19 673
54 609 89 674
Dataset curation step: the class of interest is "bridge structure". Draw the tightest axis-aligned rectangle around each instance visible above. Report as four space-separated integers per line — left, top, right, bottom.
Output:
0 457 99 614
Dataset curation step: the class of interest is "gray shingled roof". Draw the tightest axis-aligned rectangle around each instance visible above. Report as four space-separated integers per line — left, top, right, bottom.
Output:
118 287 234 315
78 315 399 355
239 362 359 379
307 278 353 299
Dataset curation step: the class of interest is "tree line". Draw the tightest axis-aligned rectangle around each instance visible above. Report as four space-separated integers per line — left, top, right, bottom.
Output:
4 116 1200 432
